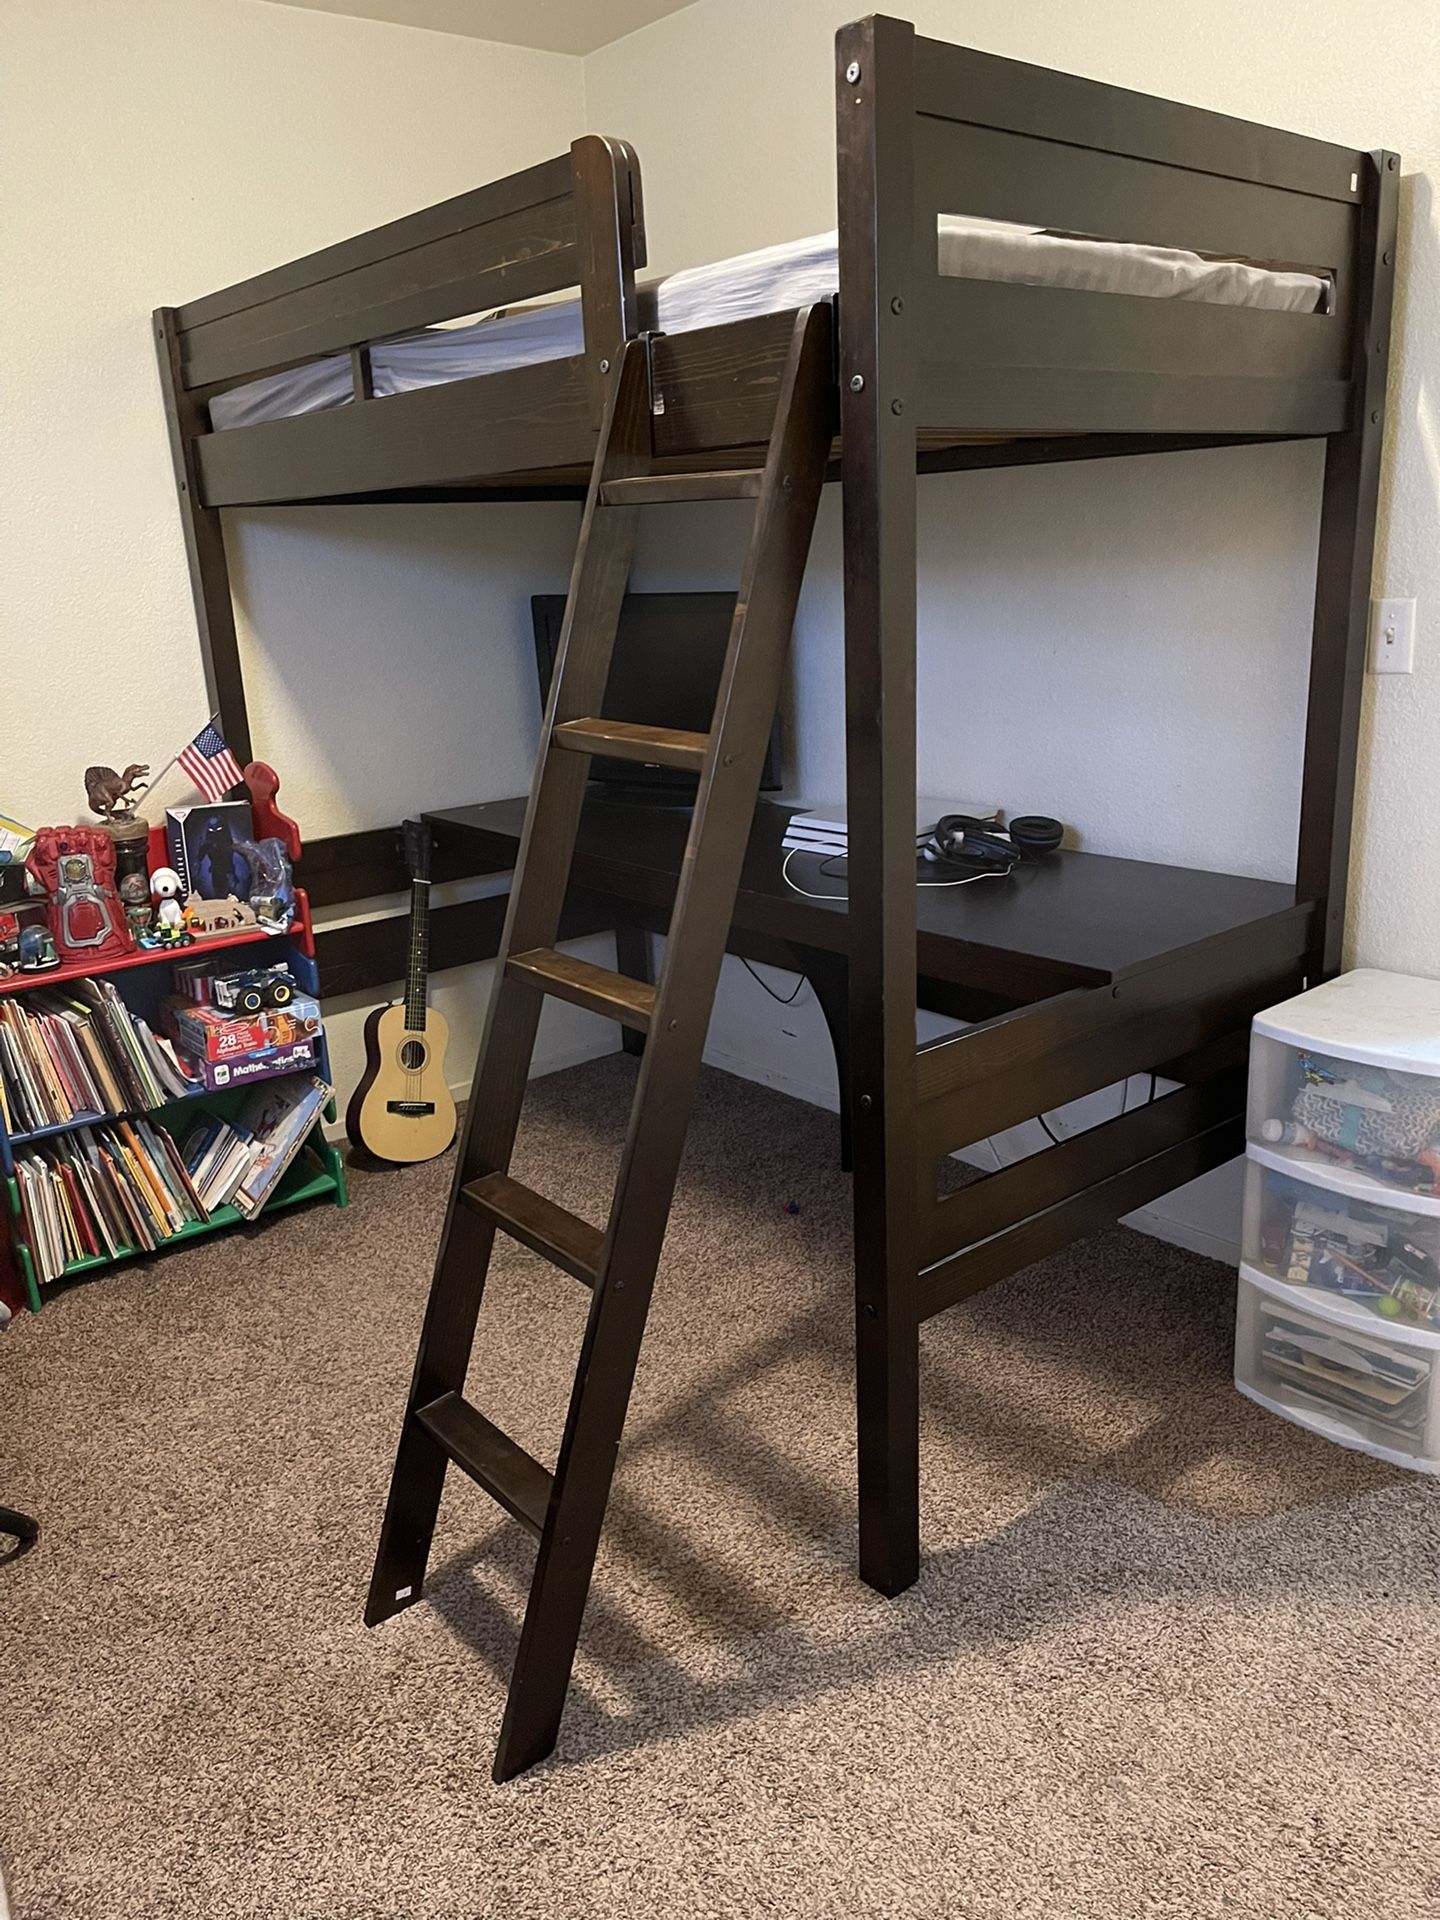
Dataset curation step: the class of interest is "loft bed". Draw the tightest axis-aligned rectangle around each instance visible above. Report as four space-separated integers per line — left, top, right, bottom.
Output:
156 15 1398 1605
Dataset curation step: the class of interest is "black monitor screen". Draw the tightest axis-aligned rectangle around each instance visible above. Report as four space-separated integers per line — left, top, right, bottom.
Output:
531 592 781 794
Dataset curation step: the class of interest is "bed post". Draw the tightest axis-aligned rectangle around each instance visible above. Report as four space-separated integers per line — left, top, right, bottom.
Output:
1296 151 1399 979
154 309 253 762
570 135 646 430
837 13 921 1596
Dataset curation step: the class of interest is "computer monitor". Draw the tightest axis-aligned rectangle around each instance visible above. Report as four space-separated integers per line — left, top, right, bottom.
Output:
531 592 782 798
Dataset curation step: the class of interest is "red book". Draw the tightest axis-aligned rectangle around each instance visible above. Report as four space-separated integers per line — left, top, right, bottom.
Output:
39 1014 85 1114
57 1162 100 1259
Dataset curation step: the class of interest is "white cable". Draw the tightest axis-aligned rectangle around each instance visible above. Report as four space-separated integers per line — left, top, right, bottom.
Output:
919 868 1013 889
780 846 1013 902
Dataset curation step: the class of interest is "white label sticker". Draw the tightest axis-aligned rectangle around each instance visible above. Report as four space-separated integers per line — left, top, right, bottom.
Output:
395 1585 413 1601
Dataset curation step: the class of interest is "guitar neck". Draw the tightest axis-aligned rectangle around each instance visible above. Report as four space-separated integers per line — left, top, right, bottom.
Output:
403 877 430 1031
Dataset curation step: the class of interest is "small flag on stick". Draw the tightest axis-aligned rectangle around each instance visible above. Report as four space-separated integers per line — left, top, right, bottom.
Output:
177 725 244 804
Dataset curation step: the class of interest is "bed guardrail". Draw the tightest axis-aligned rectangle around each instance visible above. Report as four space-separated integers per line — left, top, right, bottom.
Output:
901 35 1371 438
167 134 645 423
153 135 646 765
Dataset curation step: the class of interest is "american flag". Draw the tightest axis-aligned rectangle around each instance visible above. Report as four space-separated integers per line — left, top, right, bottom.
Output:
177 725 244 803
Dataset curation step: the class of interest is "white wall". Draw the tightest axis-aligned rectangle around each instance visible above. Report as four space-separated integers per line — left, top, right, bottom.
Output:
585 0 1438 1256
6 1 1434 1248
2 0 619 1088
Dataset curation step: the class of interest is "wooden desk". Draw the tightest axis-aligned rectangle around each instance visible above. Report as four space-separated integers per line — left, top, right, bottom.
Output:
426 794 1307 1168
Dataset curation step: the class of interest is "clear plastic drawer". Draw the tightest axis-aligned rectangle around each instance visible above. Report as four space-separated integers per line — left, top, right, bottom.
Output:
1236 1263 1440 1473
1248 971 1440 1201
1242 1154 1440 1334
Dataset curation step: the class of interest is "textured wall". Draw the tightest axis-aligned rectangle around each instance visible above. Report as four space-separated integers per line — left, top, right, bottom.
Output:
2 0 620 1090
586 0 1436 925
585 0 1437 1250
5 0 1434 1182
4 0 586 829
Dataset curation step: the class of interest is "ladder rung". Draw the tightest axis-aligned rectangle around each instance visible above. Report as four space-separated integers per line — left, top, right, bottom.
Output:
552 717 708 771
460 1170 603 1286
415 1392 551 1537
600 470 763 506
508 947 655 1032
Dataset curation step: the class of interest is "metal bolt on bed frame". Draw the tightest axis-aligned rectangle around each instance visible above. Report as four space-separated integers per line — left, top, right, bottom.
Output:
845 60 861 82
849 374 865 391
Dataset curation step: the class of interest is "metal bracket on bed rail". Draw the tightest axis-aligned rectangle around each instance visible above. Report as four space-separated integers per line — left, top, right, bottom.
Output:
643 330 667 417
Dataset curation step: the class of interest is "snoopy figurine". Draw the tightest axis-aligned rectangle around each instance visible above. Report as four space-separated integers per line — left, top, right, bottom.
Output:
145 867 193 948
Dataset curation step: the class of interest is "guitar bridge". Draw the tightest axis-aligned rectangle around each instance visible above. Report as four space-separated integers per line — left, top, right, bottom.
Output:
386 1100 437 1116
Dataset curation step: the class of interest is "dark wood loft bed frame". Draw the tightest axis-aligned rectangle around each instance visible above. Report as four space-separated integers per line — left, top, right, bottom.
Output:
155 16 1398 1597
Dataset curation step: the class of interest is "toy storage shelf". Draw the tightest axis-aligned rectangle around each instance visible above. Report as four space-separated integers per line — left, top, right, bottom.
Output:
1 769 345 1312
1237 968 1440 1473
3 980 332 1159
1 915 346 1310
0 913 324 1180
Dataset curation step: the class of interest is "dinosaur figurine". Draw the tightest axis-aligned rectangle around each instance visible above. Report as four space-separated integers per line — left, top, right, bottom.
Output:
84 762 150 820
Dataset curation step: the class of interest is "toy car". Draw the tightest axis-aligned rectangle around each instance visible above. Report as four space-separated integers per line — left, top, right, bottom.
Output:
211 964 296 1014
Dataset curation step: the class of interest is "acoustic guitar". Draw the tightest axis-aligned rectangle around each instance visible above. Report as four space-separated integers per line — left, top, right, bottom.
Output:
346 820 457 1164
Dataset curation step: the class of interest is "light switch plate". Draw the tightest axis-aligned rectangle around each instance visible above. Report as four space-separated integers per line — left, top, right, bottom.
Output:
1369 597 1416 675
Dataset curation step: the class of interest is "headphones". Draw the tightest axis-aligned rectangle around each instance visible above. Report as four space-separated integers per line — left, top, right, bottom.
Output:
920 812 1064 873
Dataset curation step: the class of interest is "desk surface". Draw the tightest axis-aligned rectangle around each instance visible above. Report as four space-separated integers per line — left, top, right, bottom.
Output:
428 797 1308 1003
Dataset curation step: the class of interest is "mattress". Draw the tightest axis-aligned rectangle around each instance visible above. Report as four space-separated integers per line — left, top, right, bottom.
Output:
208 217 1327 432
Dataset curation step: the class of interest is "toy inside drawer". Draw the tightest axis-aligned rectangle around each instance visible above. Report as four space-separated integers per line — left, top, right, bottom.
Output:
1242 1155 1440 1335
1247 1029 1440 1199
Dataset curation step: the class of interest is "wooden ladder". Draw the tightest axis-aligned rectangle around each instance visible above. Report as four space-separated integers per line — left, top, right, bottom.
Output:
365 303 833 1780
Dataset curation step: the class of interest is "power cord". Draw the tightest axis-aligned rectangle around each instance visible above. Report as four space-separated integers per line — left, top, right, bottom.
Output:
740 957 805 1005
781 846 1013 902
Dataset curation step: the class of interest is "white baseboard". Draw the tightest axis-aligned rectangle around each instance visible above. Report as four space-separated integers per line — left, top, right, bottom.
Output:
523 1034 622 1082
699 1039 840 1113
1125 1206 1241 1267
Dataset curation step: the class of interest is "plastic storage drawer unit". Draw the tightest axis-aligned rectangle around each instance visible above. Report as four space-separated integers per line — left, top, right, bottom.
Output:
1238 969 1440 1471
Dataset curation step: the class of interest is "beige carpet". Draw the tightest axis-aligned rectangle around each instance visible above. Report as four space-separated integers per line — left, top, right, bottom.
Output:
2 1055 1438 1920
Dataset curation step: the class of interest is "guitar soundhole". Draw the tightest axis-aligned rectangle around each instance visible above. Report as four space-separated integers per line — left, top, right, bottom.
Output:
399 1039 426 1070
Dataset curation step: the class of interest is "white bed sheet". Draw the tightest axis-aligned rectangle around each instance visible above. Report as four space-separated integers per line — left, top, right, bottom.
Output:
209 217 1326 432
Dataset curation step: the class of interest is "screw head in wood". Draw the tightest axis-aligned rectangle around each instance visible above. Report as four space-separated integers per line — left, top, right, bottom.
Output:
668 1019 678 1032
891 295 904 314
1372 410 1381 423
599 358 610 373
845 59 861 82
1388 155 1398 170
859 1093 873 1110
891 398 904 415
849 373 865 392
